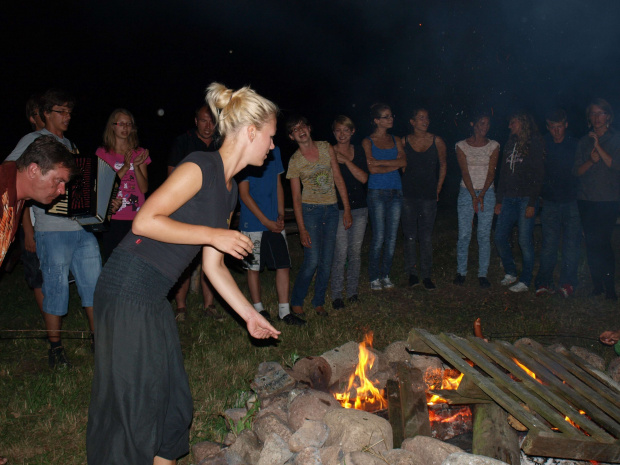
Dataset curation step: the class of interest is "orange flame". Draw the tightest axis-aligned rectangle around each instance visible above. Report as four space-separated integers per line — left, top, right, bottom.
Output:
333 333 387 412
512 358 543 383
427 370 465 405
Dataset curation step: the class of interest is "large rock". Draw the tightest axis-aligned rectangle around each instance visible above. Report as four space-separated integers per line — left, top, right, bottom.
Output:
253 412 293 443
382 341 411 365
323 408 393 454
570 346 606 371
256 395 289 424
192 441 224 464
294 446 322 465
384 448 421 465
320 445 345 465
410 354 443 381
223 450 247 465
257 433 293 465
288 389 342 431
441 452 509 465
224 408 249 429
402 435 463 465
228 430 261 465
608 357 620 383
343 451 385 465
289 419 329 452
287 356 333 390
196 450 228 465
251 362 296 399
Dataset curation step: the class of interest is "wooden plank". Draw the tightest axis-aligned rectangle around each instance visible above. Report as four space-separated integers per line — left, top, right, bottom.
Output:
519 344 620 424
468 337 615 442
472 403 520 465
522 429 620 462
443 334 580 437
556 346 620 393
406 331 438 355
386 379 404 448
523 339 620 408
496 341 620 438
428 389 493 405
411 329 550 432
396 363 432 440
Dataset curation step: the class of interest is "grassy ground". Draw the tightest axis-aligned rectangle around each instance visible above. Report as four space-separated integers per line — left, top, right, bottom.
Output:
0 207 618 464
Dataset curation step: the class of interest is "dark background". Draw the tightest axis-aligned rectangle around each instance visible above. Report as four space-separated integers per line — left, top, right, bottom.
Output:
2 0 619 193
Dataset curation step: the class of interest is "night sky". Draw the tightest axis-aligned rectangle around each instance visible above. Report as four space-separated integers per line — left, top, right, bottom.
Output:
2 0 620 190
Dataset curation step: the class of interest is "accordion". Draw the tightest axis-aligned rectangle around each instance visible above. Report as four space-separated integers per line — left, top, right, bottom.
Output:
46 155 118 232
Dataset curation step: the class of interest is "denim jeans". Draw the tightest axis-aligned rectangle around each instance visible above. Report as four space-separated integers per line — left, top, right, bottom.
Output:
456 187 496 277
290 203 339 307
35 229 102 315
577 200 618 293
535 200 582 288
402 198 437 279
330 208 368 299
494 197 538 286
367 189 402 282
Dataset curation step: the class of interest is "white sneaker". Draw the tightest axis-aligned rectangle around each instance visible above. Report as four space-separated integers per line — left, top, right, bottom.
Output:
370 279 383 291
509 282 529 293
382 277 395 289
501 274 518 286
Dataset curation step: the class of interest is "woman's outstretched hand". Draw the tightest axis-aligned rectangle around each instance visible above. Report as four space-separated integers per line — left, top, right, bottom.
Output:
246 312 280 339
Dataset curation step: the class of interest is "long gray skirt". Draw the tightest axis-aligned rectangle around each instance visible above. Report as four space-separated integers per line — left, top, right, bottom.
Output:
87 249 193 464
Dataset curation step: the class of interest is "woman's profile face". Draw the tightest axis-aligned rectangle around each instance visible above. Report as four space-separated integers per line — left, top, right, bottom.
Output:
410 110 429 132
472 117 490 138
249 116 276 166
333 123 354 144
374 109 394 129
589 105 611 131
508 117 522 136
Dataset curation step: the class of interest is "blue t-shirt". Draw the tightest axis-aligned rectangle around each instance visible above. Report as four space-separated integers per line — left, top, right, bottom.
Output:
238 147 283 232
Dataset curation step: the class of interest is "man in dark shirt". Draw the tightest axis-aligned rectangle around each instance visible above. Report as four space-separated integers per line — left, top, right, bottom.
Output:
167 106 219 320
167 105 216 174
535 109 581 297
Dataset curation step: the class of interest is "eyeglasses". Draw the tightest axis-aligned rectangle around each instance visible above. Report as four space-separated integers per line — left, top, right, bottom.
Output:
51 109 72 116
379 114 395 119
113 122 133 128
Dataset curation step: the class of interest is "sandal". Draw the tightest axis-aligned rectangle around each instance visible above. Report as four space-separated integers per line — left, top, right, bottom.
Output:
175 308 187 322
203 304 224 321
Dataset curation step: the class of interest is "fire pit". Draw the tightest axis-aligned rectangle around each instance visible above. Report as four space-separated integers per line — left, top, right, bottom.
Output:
407 329 620 463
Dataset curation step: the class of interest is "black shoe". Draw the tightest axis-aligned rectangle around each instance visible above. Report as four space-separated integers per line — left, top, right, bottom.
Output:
332 298 345 310
409 275 420 287
280 313 306 326
48 346 72 369
348 295 359 304
478 277 491 289
259 310 273 323
453 274 465 285
423 278 436 291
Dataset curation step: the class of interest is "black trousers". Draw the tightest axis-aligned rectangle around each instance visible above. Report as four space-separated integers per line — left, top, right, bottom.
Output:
87 250 192 464
577 200 619 293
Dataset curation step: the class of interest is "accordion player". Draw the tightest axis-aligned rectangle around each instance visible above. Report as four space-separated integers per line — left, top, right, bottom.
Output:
46 155 118 232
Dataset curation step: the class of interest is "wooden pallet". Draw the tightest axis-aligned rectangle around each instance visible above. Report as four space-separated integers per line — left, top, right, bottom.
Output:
407 328 620 463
